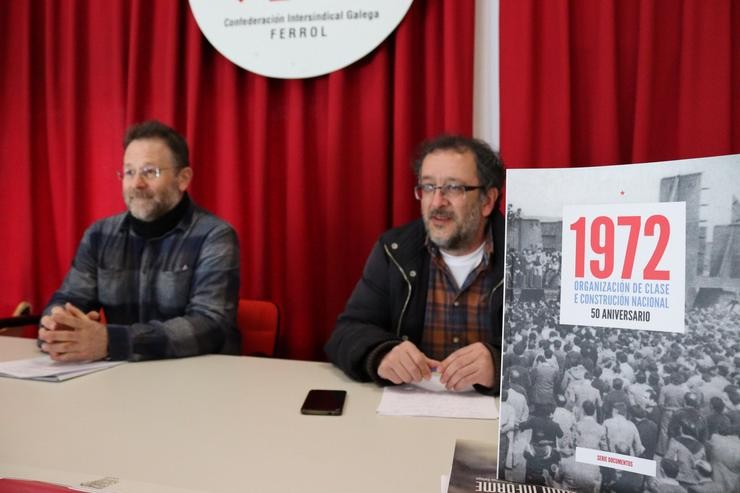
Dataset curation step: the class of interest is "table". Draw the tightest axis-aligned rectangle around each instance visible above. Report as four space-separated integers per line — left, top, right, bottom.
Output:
0 336 497 493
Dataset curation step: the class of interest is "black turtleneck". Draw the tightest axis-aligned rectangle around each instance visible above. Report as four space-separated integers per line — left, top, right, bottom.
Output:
129 193 191 239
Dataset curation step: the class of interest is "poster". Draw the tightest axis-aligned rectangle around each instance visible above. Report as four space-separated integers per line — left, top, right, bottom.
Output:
498 155 740 492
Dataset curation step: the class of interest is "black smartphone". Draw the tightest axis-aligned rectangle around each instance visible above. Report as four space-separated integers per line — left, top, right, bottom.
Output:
300 389 347 415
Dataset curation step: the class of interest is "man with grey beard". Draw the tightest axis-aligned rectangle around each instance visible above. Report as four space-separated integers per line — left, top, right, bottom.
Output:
39 120 240 362
325 135 505 395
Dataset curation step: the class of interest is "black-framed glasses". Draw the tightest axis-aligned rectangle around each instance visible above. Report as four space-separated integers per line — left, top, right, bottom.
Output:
414 183 485 200
116 166 176 181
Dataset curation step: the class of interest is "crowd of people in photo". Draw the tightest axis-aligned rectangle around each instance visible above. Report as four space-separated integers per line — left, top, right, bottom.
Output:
499 299 740 492
506 247 562 289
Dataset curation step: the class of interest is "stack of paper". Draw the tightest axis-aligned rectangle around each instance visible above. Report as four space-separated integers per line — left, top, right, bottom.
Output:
0 356 125 382
377 376 498 419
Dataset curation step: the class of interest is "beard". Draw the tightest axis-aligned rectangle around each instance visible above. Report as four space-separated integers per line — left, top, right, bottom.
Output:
423 201 483 253
124 187 180 222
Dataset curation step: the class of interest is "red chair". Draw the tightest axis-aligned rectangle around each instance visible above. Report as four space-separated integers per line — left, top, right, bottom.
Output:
237 299 279 357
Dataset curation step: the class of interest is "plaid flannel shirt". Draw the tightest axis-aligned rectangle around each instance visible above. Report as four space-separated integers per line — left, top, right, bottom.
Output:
421 230 496 360
44 201 240 361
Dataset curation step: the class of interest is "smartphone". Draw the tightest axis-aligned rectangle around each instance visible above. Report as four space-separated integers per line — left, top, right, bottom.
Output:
300 389 347 415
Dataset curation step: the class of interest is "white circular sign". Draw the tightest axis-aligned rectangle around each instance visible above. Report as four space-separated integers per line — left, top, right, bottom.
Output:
189 0 413 79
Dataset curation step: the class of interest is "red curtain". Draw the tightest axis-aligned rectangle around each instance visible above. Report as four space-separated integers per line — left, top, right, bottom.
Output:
0 0 475 360
500 0 740 169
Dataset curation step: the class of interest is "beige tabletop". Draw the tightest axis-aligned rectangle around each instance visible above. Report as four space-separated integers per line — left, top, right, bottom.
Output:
0 336 497 493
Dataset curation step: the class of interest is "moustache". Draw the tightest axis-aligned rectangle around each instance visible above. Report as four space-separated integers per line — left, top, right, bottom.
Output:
128 190 154 200
429 207 455 220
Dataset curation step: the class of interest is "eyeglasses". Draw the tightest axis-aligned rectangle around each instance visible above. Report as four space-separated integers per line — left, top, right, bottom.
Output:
414 183 485 200
116 166 176 181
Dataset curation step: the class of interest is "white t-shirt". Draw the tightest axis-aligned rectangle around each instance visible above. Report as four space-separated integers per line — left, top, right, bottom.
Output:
440 242 485 289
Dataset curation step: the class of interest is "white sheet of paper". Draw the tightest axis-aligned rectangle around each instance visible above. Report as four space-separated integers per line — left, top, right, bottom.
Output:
377 384 498 419
0 356 125 382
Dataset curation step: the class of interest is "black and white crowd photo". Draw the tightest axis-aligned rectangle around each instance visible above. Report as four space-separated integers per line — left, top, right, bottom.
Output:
499 157 740 493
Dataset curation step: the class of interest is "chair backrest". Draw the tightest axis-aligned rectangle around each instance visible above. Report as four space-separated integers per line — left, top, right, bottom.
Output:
237 299 279 357
0 301 41 338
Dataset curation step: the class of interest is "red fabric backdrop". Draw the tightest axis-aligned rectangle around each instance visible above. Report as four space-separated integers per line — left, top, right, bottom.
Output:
3 1 738 360
500 0 740 169
0 0 475 359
